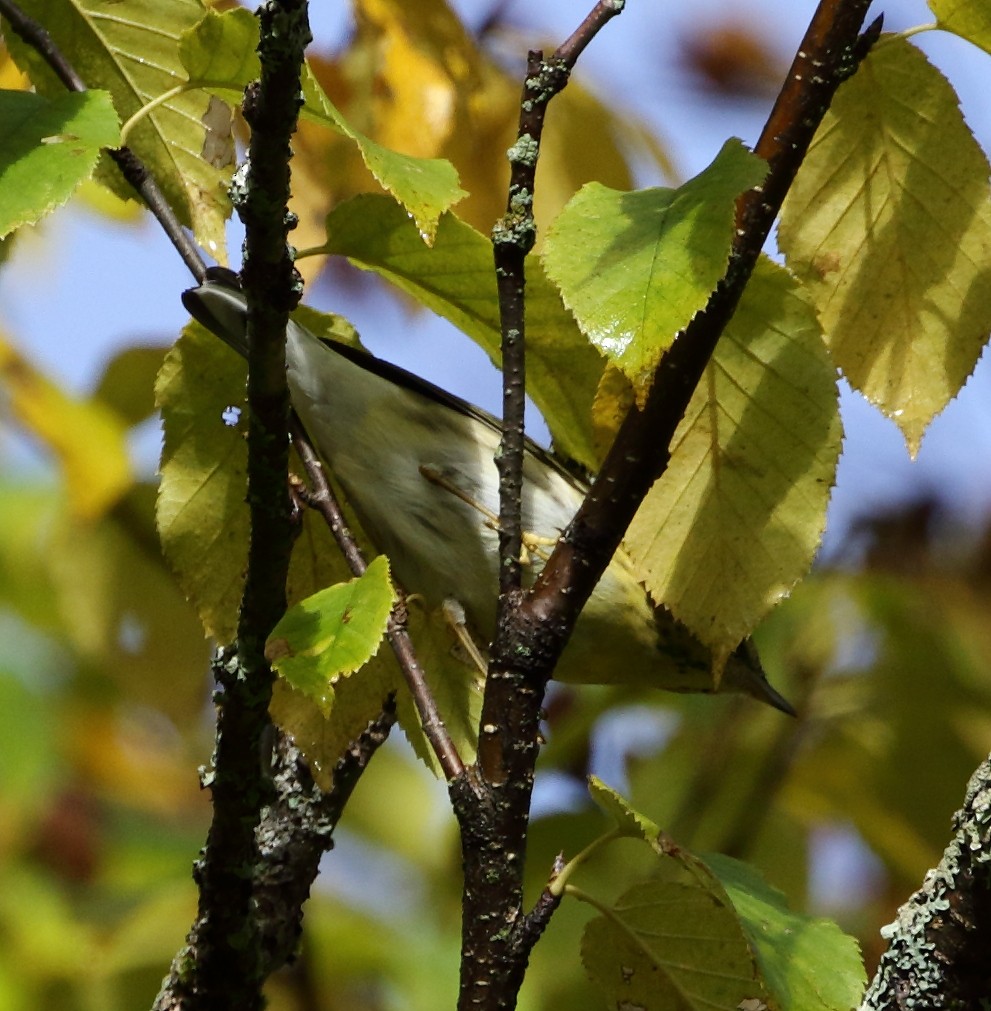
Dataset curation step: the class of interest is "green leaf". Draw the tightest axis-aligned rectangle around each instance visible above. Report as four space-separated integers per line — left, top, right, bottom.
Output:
704 854 866 1011
323 193 604 468
588 775 664 844
625 257 841 666
178 6 259 84
581 878 769 1011
0 90 119 238
542 139 767 392
48 486 212 723
778 37 991 454
179 7 465 242
266 556 396 711
156 308 362 642
930 0 991 55
6 0 234 255
155 323 248 643
94 345 168 426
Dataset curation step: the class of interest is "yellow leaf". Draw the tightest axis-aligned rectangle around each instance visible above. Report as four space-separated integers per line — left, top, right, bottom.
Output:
0 332 132 518
625 258 841 666
779 38 991 455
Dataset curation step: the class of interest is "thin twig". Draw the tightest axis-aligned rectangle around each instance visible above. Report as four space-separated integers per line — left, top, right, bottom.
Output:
291 416 465 780
0 0 208 281
454 5 629 1010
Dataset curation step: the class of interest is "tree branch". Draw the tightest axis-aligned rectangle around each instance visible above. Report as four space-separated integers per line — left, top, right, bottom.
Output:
455 5 628 1010
859 752 991 1009
253 702 397 974
453 3 880 1009
291 417 465 780
157 3 311 1009
0 0 207 281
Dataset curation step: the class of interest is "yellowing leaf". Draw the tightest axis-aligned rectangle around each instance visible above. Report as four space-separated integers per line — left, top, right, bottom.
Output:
179 7 465 243
625 258 841 667
323 194 605 468
270 665 399 792
0 90 120 238
394 602 484 774
542 139 766 395
266 556 396 712
156 308 362 642
0 332 131 518
930 0 991 55
7 0 234 255
778 38 991 454
581 878 769 1011
155 324 249 643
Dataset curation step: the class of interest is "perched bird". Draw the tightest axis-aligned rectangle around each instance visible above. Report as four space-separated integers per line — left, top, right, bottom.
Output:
183 268 794 714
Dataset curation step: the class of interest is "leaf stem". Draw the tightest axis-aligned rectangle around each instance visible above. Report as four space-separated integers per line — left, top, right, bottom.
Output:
549 827 621 898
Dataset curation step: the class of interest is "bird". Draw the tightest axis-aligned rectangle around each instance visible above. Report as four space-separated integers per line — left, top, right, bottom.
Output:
182 267 794 715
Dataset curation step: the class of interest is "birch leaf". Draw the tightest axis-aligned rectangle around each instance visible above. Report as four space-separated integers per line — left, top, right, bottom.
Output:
625 258 841 668
929 0 991 56
778 38 991 454
542 139 766 395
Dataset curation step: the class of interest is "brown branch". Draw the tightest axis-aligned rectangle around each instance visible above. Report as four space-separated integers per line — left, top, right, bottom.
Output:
452 3 880 1009
0 0 207 281
291 417 465 780
490 0 626 604
454 5 629 1010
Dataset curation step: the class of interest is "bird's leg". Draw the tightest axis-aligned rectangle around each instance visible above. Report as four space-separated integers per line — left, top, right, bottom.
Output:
441 597 489 675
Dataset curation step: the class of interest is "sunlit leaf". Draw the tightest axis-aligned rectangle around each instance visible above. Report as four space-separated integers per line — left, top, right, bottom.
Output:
157 308 363 642
542 139 766 395
179 7 464 243
0 331 132 518
155 323 249 643
705 853 866 1011
778 38 991 454
625 258 841 666
0 90 119 238
6 0 234 255
266 556 395 711
588 775 664 844
323 193 604 468
929 0 991 55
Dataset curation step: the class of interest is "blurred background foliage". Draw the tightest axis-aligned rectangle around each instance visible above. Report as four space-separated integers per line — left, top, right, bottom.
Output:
1 1 989 1009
